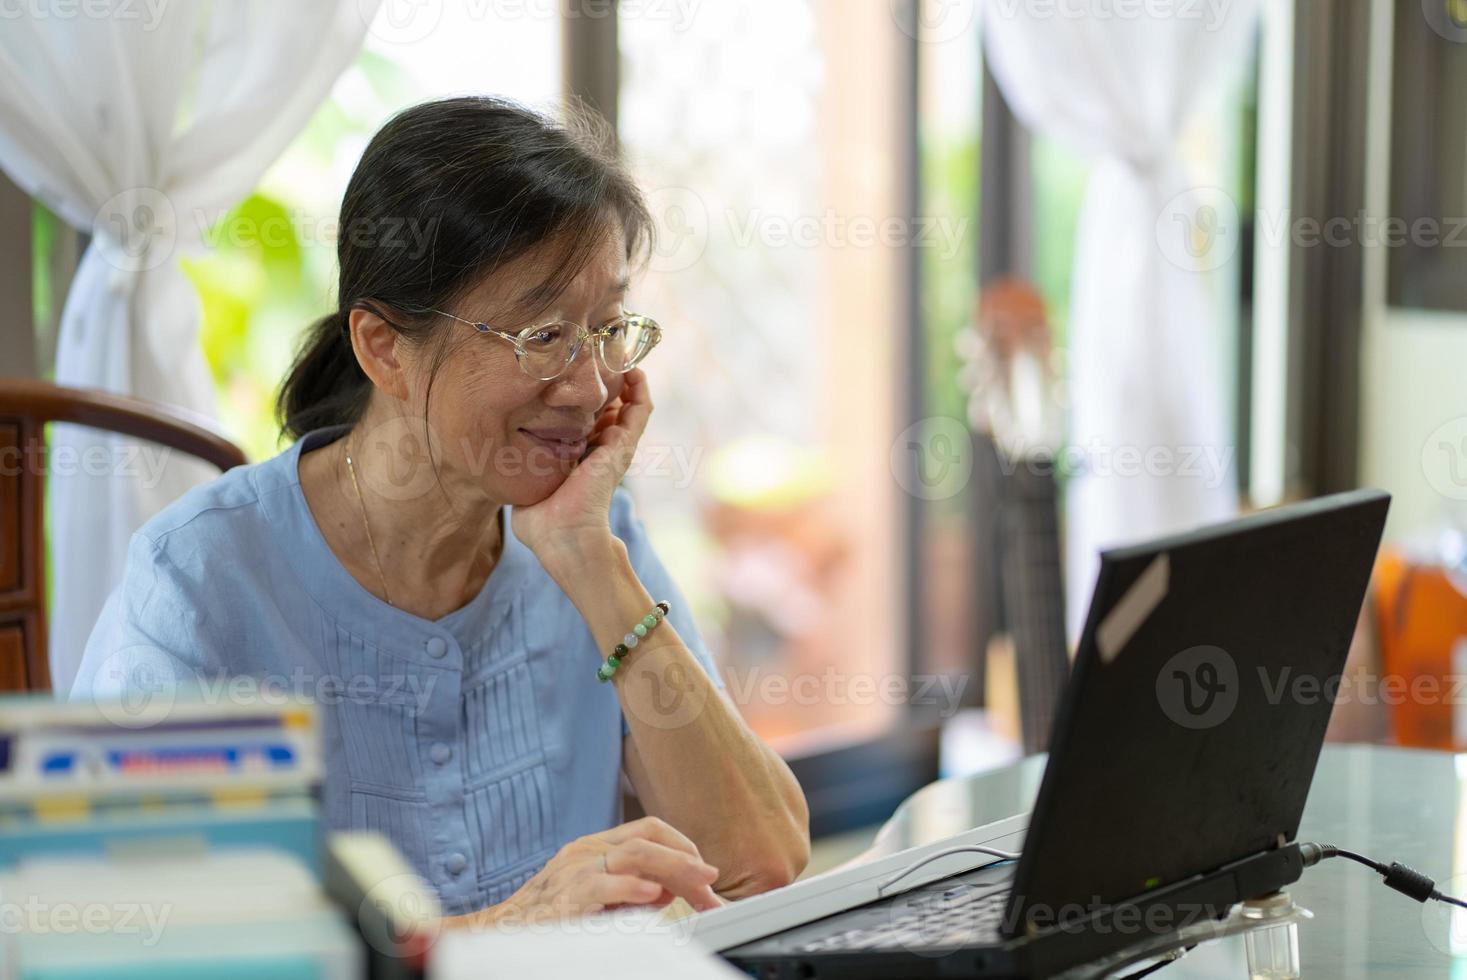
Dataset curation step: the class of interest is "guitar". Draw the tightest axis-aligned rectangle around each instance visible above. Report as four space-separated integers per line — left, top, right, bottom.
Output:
957 279 1070 753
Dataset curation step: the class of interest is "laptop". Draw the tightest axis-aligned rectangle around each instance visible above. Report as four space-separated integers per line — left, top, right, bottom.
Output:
685 489 1390 978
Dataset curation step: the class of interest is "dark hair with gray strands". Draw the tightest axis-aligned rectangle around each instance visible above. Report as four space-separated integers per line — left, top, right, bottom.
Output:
277 95 652 440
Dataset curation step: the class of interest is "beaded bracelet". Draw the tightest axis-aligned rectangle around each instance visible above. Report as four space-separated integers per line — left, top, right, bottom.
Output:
596 601 671 682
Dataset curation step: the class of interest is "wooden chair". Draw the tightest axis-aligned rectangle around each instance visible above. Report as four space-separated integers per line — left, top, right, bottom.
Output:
0 379 248 692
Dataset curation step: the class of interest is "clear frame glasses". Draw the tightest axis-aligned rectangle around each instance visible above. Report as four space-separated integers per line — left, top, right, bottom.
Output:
424 307 663 382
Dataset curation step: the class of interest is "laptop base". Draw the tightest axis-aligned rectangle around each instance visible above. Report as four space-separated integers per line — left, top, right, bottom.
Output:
724 843 1304 979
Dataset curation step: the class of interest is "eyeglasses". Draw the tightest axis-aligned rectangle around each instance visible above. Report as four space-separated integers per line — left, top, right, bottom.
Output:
421 307 663 382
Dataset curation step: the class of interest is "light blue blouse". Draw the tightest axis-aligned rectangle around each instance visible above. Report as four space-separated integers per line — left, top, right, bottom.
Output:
70 424 722 915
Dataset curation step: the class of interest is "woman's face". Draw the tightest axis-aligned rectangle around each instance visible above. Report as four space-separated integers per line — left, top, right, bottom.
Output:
403 232 631 509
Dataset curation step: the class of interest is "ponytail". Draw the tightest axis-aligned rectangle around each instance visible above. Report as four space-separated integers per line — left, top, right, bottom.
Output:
277 309 371 441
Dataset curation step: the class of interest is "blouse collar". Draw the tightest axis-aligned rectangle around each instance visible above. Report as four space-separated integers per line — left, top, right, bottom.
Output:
254 424 534 665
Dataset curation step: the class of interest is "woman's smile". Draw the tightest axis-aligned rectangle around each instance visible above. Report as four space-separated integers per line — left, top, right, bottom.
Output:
517 424 591 460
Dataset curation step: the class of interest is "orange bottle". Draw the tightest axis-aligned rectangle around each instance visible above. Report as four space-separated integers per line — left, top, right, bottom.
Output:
1375 547 1467 750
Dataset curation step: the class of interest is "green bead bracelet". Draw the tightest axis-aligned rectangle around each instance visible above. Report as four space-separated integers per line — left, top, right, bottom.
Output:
597 601 671 682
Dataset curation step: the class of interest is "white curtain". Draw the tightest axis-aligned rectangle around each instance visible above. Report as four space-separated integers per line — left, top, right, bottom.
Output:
982 0 1260 637
0 0 380 693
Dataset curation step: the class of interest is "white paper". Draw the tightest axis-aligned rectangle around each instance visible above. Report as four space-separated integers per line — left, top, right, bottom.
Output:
430 916 744 980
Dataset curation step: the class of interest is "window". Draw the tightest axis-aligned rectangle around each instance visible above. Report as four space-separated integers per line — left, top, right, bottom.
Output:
619 0 910 751
1030 44 1259 498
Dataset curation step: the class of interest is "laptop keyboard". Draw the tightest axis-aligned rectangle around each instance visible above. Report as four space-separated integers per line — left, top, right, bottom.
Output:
791 876 1012 954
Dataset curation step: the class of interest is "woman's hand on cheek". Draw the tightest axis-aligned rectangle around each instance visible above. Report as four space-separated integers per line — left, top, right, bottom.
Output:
511 368 652 566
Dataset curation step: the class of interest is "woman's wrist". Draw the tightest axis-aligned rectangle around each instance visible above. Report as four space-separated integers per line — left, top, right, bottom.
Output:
536 530 629 592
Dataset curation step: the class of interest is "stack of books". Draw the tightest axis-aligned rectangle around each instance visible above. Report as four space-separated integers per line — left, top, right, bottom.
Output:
0 694 368 979
0 695 323 872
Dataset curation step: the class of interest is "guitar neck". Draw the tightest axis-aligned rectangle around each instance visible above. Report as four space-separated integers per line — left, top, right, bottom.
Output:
998 460 1069 753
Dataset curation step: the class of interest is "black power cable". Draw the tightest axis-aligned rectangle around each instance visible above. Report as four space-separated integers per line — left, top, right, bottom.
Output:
1299 842 1467 909
1113 945 1198 980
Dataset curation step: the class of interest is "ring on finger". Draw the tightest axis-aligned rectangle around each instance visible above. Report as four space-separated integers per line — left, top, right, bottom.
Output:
599 853 608 875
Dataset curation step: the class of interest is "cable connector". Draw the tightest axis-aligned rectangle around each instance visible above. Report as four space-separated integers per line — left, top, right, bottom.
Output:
1300 841 1467 910
1381 862 1437 903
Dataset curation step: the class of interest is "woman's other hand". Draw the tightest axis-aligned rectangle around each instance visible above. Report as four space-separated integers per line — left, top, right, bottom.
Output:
444 816 722 929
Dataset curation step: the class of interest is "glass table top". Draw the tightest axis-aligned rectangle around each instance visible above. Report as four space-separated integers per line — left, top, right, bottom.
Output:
861 744 1467 977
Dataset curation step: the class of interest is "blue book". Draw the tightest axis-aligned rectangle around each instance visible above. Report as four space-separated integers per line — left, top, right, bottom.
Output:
0 796 323 877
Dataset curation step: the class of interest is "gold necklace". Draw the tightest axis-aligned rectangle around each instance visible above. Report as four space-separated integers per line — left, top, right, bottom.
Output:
343 437 394 607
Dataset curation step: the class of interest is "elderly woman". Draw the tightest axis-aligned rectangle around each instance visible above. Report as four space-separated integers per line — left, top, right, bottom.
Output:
72 96 809 922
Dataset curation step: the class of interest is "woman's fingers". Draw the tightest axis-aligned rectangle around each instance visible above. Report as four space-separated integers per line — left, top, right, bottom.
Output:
605 838 720 912
593 384 629 435
577 372 653 482
614 368 653 439
493 822 722 924
591 402 621 438
585 872 665 909
600 815 701 857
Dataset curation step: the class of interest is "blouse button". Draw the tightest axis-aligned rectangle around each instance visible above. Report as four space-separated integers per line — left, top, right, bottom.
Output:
430 742 452 765
426 637 447 659
446 852 468 876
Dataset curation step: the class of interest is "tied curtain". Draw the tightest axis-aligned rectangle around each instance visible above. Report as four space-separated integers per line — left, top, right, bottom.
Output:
0 0 381 693
981 0 1261 636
